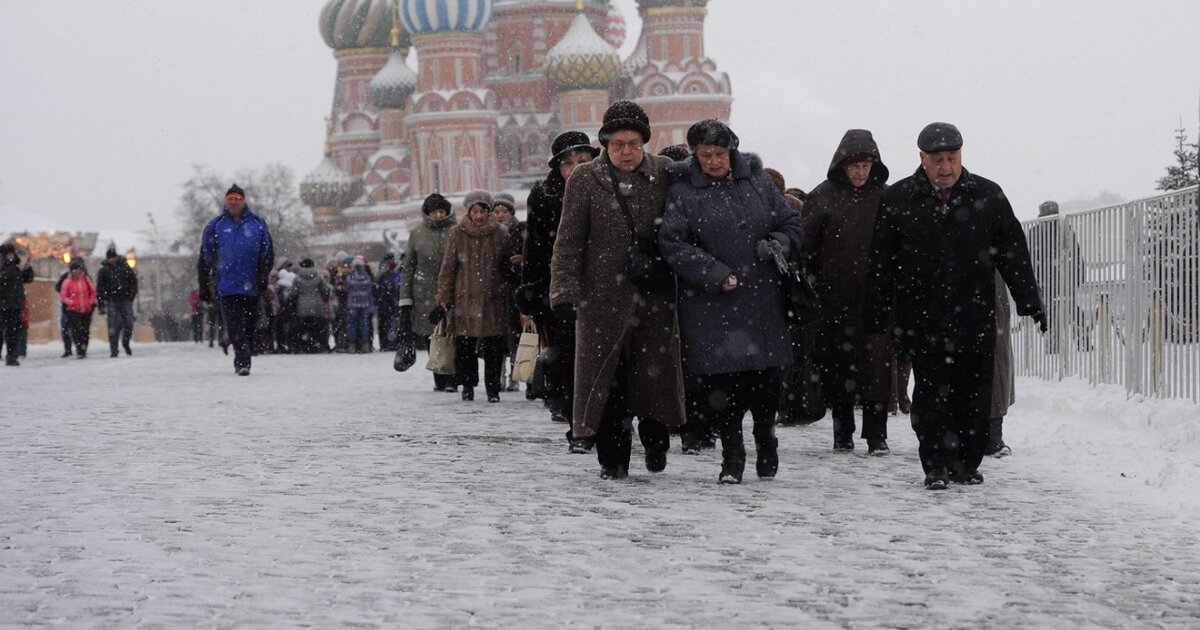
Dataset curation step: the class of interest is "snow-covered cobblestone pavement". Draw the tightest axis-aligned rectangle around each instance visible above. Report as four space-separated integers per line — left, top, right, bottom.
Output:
2 343 1198 628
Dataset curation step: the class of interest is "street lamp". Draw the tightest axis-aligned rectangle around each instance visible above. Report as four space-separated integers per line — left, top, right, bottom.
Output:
125 247 137 270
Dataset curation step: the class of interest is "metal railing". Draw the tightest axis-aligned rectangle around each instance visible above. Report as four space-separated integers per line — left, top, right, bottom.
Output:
1010 186 1199 402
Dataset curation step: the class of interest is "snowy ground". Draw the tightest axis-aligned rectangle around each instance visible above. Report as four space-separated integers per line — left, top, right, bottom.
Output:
2 342 1198 629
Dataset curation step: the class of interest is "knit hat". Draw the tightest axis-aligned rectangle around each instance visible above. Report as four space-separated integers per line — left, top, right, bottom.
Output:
0 243 14 256
422 193 452 216
69 258 84 270
226 183 245 198
463 189 493 211
658 144 691 162
686 119 739 151
300 258 315 268
548 131 600 168
492 192 516 212
598 99 651 146
1039 200 1060 217
105 246 118 258
381 252 396 262
917 122 963 153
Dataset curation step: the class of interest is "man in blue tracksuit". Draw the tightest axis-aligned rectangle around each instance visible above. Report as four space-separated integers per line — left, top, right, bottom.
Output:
198 184 274 375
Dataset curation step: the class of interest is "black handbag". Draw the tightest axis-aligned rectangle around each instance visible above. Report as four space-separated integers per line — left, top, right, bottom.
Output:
609 165 675 293
783 262 821 326
393 331 416 372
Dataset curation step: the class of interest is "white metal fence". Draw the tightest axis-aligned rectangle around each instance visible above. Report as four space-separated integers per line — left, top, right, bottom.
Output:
1010 185 1200 403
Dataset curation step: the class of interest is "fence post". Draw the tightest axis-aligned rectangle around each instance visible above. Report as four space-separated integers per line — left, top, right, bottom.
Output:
1098 293 1111 384
1125 201 1145 396
1150 289 1165 395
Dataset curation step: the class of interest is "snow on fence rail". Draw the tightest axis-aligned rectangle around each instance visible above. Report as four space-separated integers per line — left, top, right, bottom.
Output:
1011 185 1200 403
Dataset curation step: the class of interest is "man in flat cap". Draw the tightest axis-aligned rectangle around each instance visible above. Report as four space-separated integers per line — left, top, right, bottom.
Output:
864 122 1045 489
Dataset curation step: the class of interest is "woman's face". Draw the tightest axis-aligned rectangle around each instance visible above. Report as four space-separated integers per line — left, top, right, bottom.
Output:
469 204 490 226
696 144 731 179
558 151 593 181
429 208 449 221
493 205 513 224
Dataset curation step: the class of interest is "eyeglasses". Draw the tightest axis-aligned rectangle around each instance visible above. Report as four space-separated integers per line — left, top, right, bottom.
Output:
609 140 643 153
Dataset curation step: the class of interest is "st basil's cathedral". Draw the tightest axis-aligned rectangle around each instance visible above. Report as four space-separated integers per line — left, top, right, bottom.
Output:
300 0 732 253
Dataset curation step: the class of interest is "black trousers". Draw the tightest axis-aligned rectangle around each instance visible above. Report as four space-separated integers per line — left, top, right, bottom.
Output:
687 370 779 461
910 351 993 475
0 307 21 362
595 351 671 471
65 310 93 354
533 311 576 422
454 335 505 395
219 295 258 371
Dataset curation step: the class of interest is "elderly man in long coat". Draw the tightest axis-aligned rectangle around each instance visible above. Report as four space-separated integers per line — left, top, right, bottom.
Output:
864 122 1045 489
550 100 687 480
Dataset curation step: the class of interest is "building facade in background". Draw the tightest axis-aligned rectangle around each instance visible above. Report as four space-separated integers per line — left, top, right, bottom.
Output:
300 0 732 252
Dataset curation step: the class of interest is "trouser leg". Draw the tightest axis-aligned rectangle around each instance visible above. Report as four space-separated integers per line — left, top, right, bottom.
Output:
454 336 481 389
480 335 505 396
106 307 120 352
595 361 633 473
1 308 21 361
220 295 256 371
910 353 955 474
955 352 993 474
861 400 888 441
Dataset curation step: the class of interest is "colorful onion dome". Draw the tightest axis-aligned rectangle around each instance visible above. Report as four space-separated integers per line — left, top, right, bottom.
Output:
320 0 408 51
601 2 626 50
301 146 364 209
544 9 621 91
400 0 493 37
637 0 709 8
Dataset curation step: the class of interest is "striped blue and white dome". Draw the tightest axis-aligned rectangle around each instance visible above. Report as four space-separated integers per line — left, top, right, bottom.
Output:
400 0 493 36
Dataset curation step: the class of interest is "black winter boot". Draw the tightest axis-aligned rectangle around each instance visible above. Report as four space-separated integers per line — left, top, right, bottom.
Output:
755 436 778 478
832 414 855 452
983 417 1010 457
719 443 746 484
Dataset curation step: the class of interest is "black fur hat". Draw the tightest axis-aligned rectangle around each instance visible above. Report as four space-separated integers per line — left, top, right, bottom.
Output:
548 130 600 168
226 183 245 198
422 193 452 216
598 100 651 146
686 119 739 151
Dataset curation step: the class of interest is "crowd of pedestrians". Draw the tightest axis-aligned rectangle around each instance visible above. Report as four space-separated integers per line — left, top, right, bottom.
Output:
1 99 1050 491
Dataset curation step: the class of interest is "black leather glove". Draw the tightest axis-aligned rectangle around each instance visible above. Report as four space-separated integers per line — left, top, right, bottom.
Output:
756 238 784 262
428 304 446 325
198 284 212 303
1031 310 1048 334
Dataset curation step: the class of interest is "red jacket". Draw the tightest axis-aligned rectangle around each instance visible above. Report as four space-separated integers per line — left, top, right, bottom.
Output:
60 273 97 314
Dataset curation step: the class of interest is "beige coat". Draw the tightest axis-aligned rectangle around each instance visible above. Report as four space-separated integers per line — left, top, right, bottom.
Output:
549 151 686 438
993 271 1016 418
437 215 509 338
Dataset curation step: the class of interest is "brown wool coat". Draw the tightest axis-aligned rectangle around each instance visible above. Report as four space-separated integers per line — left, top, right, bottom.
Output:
437 215 509 338
549 151 686 438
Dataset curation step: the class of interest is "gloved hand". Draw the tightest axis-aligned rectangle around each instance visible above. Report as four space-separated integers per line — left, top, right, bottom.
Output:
756 238 784 262
97 303 106 315
552 303 577 323
1031 310 1048 334
428 304 446 325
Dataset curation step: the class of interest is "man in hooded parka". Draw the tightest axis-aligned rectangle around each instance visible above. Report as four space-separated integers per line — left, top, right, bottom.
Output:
800 129 894 455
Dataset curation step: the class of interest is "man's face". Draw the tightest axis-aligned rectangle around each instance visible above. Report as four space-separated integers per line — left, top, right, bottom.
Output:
607 130 645 173
843 159 874 189
493 205 513 224
429 208 449 221
226 194 246 216
468 204 490 226
696 144 731 179
920 150 962 190
558 151 593 181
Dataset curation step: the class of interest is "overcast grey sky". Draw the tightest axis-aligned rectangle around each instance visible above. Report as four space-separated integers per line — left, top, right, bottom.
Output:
2 0 1198 235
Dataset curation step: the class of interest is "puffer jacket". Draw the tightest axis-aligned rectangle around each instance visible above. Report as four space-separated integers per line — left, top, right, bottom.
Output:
60 273 97 314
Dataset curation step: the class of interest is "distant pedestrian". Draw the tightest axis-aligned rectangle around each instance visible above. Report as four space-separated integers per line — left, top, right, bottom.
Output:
290 258 331 353
59 259 97 359
865 122 1044 489
198 183 275 376
400 193 458 393
55 268 75 357
96 246 139 357
0 243 34 366
344 256 375 353
436 190 509 403
492 192 524 391
374 252 401 351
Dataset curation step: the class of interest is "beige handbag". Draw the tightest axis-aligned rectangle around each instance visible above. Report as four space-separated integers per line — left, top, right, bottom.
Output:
425 319 456 375
512 320 540 383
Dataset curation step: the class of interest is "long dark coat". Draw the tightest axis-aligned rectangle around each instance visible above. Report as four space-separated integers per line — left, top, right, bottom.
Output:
521 171 566 308
659 151 803 376
801 130 893 400
437 215 509 338
865 166 1043 355
550 151 687 438
399 213 455 337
